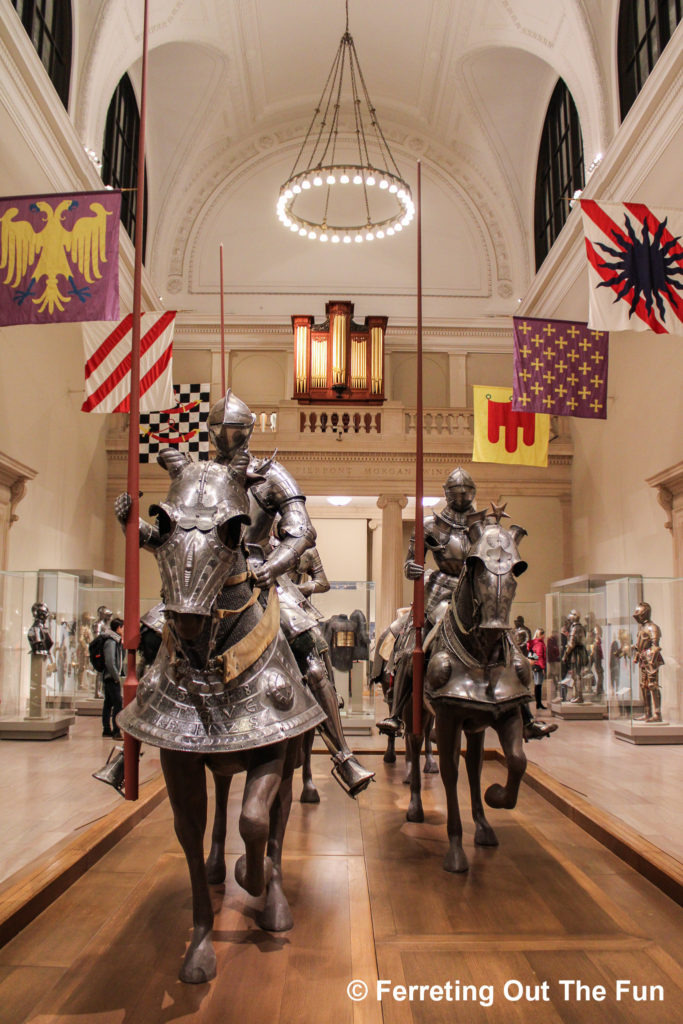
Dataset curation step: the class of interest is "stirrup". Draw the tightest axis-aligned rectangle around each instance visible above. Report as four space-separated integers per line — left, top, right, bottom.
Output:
377 716 404 738
331 752 375 798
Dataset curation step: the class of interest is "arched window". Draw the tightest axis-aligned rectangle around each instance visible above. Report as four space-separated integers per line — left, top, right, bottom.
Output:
618 1 682 119
11 0 72 109
533 79 585 271
101 74 148 259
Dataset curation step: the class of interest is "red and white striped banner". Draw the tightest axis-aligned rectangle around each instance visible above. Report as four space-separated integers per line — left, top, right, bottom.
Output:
81 311 176 412
581 200 683 335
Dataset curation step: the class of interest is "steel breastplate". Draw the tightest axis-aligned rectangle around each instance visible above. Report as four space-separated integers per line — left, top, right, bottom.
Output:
425 622 531 712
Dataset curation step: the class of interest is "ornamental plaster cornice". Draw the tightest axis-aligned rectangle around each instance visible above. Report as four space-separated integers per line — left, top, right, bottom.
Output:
0 450 37 529
646 461 683 532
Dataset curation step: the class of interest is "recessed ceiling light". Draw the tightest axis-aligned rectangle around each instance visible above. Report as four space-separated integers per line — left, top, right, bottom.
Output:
327 496 352 506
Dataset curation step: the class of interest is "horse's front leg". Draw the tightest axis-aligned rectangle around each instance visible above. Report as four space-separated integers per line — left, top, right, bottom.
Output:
299 728 320 803
160 749 215 984
423 713 439 773
206 772 232 884
405 719 425 822
464 729 498 846
260 740 298 932
234 743 287 897
435 706 467 872
485 708 527 810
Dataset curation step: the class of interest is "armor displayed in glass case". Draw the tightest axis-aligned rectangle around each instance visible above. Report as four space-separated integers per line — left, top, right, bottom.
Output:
546 574 683 742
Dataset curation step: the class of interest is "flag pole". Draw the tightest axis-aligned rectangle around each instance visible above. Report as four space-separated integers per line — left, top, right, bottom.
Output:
122 0 149 801
219 243 226 394
412 161 424 737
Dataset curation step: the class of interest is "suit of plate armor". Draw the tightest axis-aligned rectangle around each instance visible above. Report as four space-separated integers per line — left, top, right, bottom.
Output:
378 468 477 735
564 610 590 703
378 468 556 742
208 391 374 796
632 602 664 723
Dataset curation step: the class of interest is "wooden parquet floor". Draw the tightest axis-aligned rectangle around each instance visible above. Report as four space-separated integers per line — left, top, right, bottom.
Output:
0 758 681 1024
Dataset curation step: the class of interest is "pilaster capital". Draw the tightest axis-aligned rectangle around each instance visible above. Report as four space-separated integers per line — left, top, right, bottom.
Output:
377 493 408 511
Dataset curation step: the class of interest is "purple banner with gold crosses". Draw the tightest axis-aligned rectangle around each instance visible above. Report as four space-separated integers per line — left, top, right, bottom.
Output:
511 317 609 420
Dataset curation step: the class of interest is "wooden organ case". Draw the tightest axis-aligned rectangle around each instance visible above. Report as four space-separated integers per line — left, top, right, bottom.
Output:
292 300 387 404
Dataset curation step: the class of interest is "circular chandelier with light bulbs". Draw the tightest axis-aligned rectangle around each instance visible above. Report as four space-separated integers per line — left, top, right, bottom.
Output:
276 2 413 244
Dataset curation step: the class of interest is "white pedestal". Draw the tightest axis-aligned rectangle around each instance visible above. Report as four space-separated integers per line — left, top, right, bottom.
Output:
75 697 104 716
612 721 683 745
550 699 608 720
0 712 75 740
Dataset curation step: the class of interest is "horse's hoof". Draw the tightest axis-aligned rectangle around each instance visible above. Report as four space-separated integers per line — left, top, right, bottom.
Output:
423 757 439 774
484 783 516 810
205 856 227 885
402 772 411 786
234 853 273 897
383 750 396 764
179 935 216 984
258 884 294 932
443 843 469 873
300 783 320 803
406 802 424 823
474 822 499 846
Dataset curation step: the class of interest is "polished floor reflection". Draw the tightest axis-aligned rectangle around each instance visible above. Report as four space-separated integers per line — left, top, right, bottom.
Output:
0 750 681 1024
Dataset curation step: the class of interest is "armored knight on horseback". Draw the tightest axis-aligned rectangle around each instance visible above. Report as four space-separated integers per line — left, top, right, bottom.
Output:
206 390 374 797
378 467 555 742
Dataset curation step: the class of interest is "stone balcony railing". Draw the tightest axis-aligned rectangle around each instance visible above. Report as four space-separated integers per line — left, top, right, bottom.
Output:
248 401 571 452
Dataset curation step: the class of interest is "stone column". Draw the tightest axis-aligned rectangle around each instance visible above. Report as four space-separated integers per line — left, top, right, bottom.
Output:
376 494 408 637
559 494 573 579
448 352 467 407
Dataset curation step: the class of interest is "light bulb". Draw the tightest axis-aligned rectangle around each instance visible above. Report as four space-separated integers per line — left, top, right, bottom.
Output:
376 229 384 238
308 230 317 239
387 227 395 235
301 179 311 190
340 173 349 184
397 189 406 200
293 184 301 194
284 188 293 199
389 183 398 193
366 232 374 241
326 174 336 185
355 234 363 243
366 175 376 186
379 179 389 189
290 224 299 232
331 234 340 243
395 222 403 231
320 233 328 242
343 235 352 243
313 176 323 187
299 227 307 236
353 174 362 185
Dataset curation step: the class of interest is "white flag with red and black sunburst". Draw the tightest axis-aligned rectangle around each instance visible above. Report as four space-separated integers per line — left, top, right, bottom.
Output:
580 200 683 335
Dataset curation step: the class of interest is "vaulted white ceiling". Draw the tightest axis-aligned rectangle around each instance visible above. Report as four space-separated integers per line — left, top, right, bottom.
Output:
71 0 618 326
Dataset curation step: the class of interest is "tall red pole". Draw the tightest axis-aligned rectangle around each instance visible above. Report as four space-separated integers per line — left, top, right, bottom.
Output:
412 161 424 735
122 0 150 801
219 243 226 394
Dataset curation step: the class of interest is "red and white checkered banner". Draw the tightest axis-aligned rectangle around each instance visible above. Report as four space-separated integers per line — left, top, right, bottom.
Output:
81 311 176 413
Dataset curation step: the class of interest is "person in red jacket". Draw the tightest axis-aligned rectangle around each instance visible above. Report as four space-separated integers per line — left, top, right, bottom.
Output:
527 628 548 710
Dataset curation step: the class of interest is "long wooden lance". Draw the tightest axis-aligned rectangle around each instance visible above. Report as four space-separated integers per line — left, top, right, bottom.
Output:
122 0 150 801
412 161 424 736
219 243 226 394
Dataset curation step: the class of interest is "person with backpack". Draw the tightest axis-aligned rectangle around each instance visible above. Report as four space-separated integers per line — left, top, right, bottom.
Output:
100 618 124 738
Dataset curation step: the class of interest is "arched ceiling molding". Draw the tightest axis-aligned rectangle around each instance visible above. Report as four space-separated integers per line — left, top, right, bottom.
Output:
145 43 230 273
182 139 494 299
157 119 526 303
73 0 226 153
453 3 609 161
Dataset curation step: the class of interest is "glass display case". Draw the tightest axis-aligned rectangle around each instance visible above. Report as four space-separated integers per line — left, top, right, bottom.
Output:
308 581 375 728
607 576 683 744
546 574 683 739
545 574 643 720
0 570 78 738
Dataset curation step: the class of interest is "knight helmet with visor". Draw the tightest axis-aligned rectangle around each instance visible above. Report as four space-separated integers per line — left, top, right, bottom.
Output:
443 467 476 513
207 389 256 461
